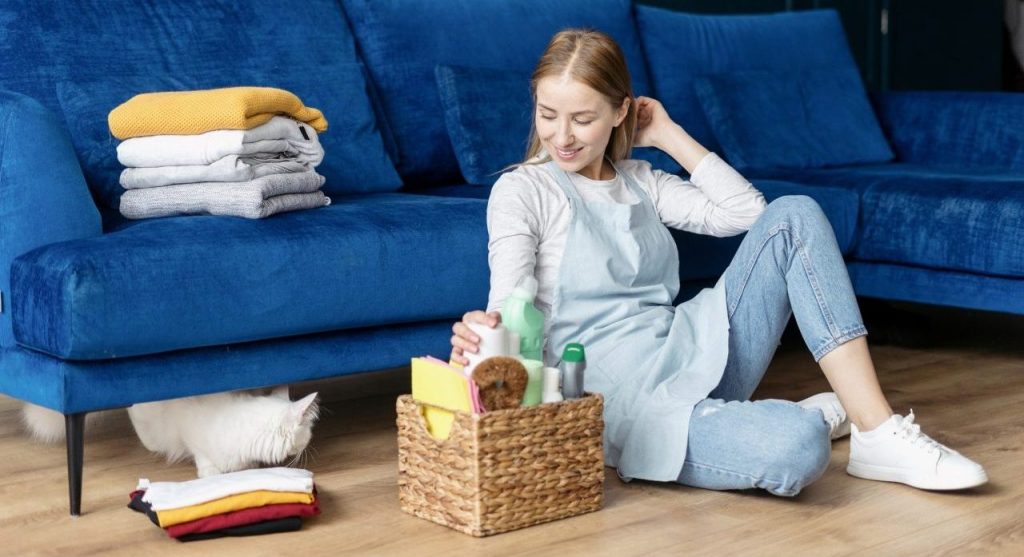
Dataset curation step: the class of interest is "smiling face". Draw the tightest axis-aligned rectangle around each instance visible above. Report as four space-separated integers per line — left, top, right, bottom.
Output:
535 74 629 180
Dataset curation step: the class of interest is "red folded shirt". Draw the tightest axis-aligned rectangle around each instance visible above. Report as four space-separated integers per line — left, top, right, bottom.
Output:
164 494 320 538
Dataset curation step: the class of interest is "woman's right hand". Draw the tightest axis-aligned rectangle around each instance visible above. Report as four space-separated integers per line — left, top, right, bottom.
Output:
450 310 502 367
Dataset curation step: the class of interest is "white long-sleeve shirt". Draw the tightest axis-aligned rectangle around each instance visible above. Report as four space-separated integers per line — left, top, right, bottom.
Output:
485 153 767 331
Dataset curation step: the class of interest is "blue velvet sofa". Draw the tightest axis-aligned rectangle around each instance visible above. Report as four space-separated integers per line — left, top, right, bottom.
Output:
1 0 1019 515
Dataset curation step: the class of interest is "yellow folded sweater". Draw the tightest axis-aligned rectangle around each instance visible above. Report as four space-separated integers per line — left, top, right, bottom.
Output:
108 86 328 140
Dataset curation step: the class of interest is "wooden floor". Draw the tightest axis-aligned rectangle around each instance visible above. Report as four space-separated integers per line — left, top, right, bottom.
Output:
1 302 1023 556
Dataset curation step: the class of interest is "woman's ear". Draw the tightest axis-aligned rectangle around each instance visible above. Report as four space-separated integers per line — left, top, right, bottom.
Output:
614 97 631 128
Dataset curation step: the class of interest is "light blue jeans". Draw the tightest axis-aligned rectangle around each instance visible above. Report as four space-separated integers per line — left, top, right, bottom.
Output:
676 196 868 497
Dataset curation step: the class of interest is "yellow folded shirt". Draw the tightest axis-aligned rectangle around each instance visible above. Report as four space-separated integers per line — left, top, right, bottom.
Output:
108 86 328 139
155 490 316 528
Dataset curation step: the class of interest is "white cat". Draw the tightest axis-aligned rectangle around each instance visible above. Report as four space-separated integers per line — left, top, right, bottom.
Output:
22 403 104 443
22 387 319 477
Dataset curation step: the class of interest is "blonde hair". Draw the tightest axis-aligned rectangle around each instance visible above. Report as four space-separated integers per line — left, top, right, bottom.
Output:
511 28 637 170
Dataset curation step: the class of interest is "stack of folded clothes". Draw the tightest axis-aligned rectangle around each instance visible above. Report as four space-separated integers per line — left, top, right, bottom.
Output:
109 86 332 220
128 467 320 542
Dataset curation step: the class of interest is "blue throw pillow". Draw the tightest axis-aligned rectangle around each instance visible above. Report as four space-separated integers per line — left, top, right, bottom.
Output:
57 67 402 210
636 7 861 156
435 65 533 185
694 69 893 169
436 64 683 185
341 0 654 187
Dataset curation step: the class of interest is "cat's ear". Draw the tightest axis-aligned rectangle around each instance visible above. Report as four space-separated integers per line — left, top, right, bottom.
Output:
291 392 319 425
271 385 291 401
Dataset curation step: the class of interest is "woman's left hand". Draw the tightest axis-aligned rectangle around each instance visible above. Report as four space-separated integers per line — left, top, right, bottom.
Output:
633 96 675 149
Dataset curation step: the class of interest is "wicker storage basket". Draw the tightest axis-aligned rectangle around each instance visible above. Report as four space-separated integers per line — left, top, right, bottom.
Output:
396 393 604 537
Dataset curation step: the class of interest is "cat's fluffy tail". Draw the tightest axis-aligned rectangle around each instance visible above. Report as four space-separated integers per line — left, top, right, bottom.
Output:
21 403 103 443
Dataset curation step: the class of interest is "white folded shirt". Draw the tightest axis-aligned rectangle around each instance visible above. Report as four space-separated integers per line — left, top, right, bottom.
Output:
138 467 315 511
117 115 324 168
120 154 312 189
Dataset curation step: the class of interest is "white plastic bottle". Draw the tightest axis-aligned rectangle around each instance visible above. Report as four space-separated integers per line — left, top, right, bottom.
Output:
541 366 563 403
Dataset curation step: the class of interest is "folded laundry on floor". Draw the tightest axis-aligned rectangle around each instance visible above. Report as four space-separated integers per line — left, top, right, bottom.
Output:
128 467 320 542
140 467 315 511
116 115 324 168
175 517 303 542
151 489 316 527
108 86 332 220
129 491 318 541
108 86 328 139
120 171 329 219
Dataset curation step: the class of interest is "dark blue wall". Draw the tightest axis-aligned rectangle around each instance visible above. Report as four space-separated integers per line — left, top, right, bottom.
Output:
638 0 1005 92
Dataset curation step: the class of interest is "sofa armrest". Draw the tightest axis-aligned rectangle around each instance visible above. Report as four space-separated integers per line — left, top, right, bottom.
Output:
0 90 101 348
873 91 1024 172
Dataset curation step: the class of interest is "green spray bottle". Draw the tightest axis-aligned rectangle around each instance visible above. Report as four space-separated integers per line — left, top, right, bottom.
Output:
501 275 545 362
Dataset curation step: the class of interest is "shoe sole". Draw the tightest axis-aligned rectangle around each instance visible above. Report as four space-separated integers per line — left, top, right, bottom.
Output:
847 460 988 490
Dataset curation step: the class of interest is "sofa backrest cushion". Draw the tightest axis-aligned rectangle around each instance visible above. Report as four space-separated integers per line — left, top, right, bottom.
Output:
0 92 102 349
341 0 653 187
635 7 865 156
874 92 1024 172
694 68 893 169
436 64 682 186
0 0 401 213
435 65 533 186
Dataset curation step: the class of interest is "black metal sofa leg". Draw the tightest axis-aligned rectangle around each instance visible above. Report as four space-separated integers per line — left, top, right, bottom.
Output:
65 412 86 516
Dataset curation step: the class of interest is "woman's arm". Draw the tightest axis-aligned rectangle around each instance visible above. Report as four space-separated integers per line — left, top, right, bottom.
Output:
485 174 542 314
633 96 766 236
646 155 766 237
634 96 709 174
451 174 542 366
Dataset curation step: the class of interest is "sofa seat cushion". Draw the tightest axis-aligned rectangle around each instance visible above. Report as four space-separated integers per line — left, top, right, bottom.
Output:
748 165 1024 275
11 194 489 360
853 175 1024 278
340 0 653 187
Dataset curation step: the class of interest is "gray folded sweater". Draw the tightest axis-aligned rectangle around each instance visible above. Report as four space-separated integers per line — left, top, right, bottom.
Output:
119 171 330 220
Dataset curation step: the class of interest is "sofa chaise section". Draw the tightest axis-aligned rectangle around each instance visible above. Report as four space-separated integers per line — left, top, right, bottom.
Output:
746 91 1024 313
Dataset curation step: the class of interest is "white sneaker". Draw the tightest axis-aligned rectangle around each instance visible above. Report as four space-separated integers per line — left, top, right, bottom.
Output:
797 392 851 440
848 411 988 490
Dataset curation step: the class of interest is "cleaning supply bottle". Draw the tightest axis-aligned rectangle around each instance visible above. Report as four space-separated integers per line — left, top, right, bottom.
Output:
519 358 544 407
501 275 545 362
559 343 586 399
541 366 563 404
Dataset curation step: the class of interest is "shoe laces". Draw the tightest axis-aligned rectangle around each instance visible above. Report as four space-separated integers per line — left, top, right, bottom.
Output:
893 410 943 454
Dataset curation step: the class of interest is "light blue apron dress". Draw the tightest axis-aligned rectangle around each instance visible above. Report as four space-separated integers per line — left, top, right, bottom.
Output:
544 160 732 482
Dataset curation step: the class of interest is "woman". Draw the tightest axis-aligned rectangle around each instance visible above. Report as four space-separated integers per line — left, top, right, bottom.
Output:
450 29 986 496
